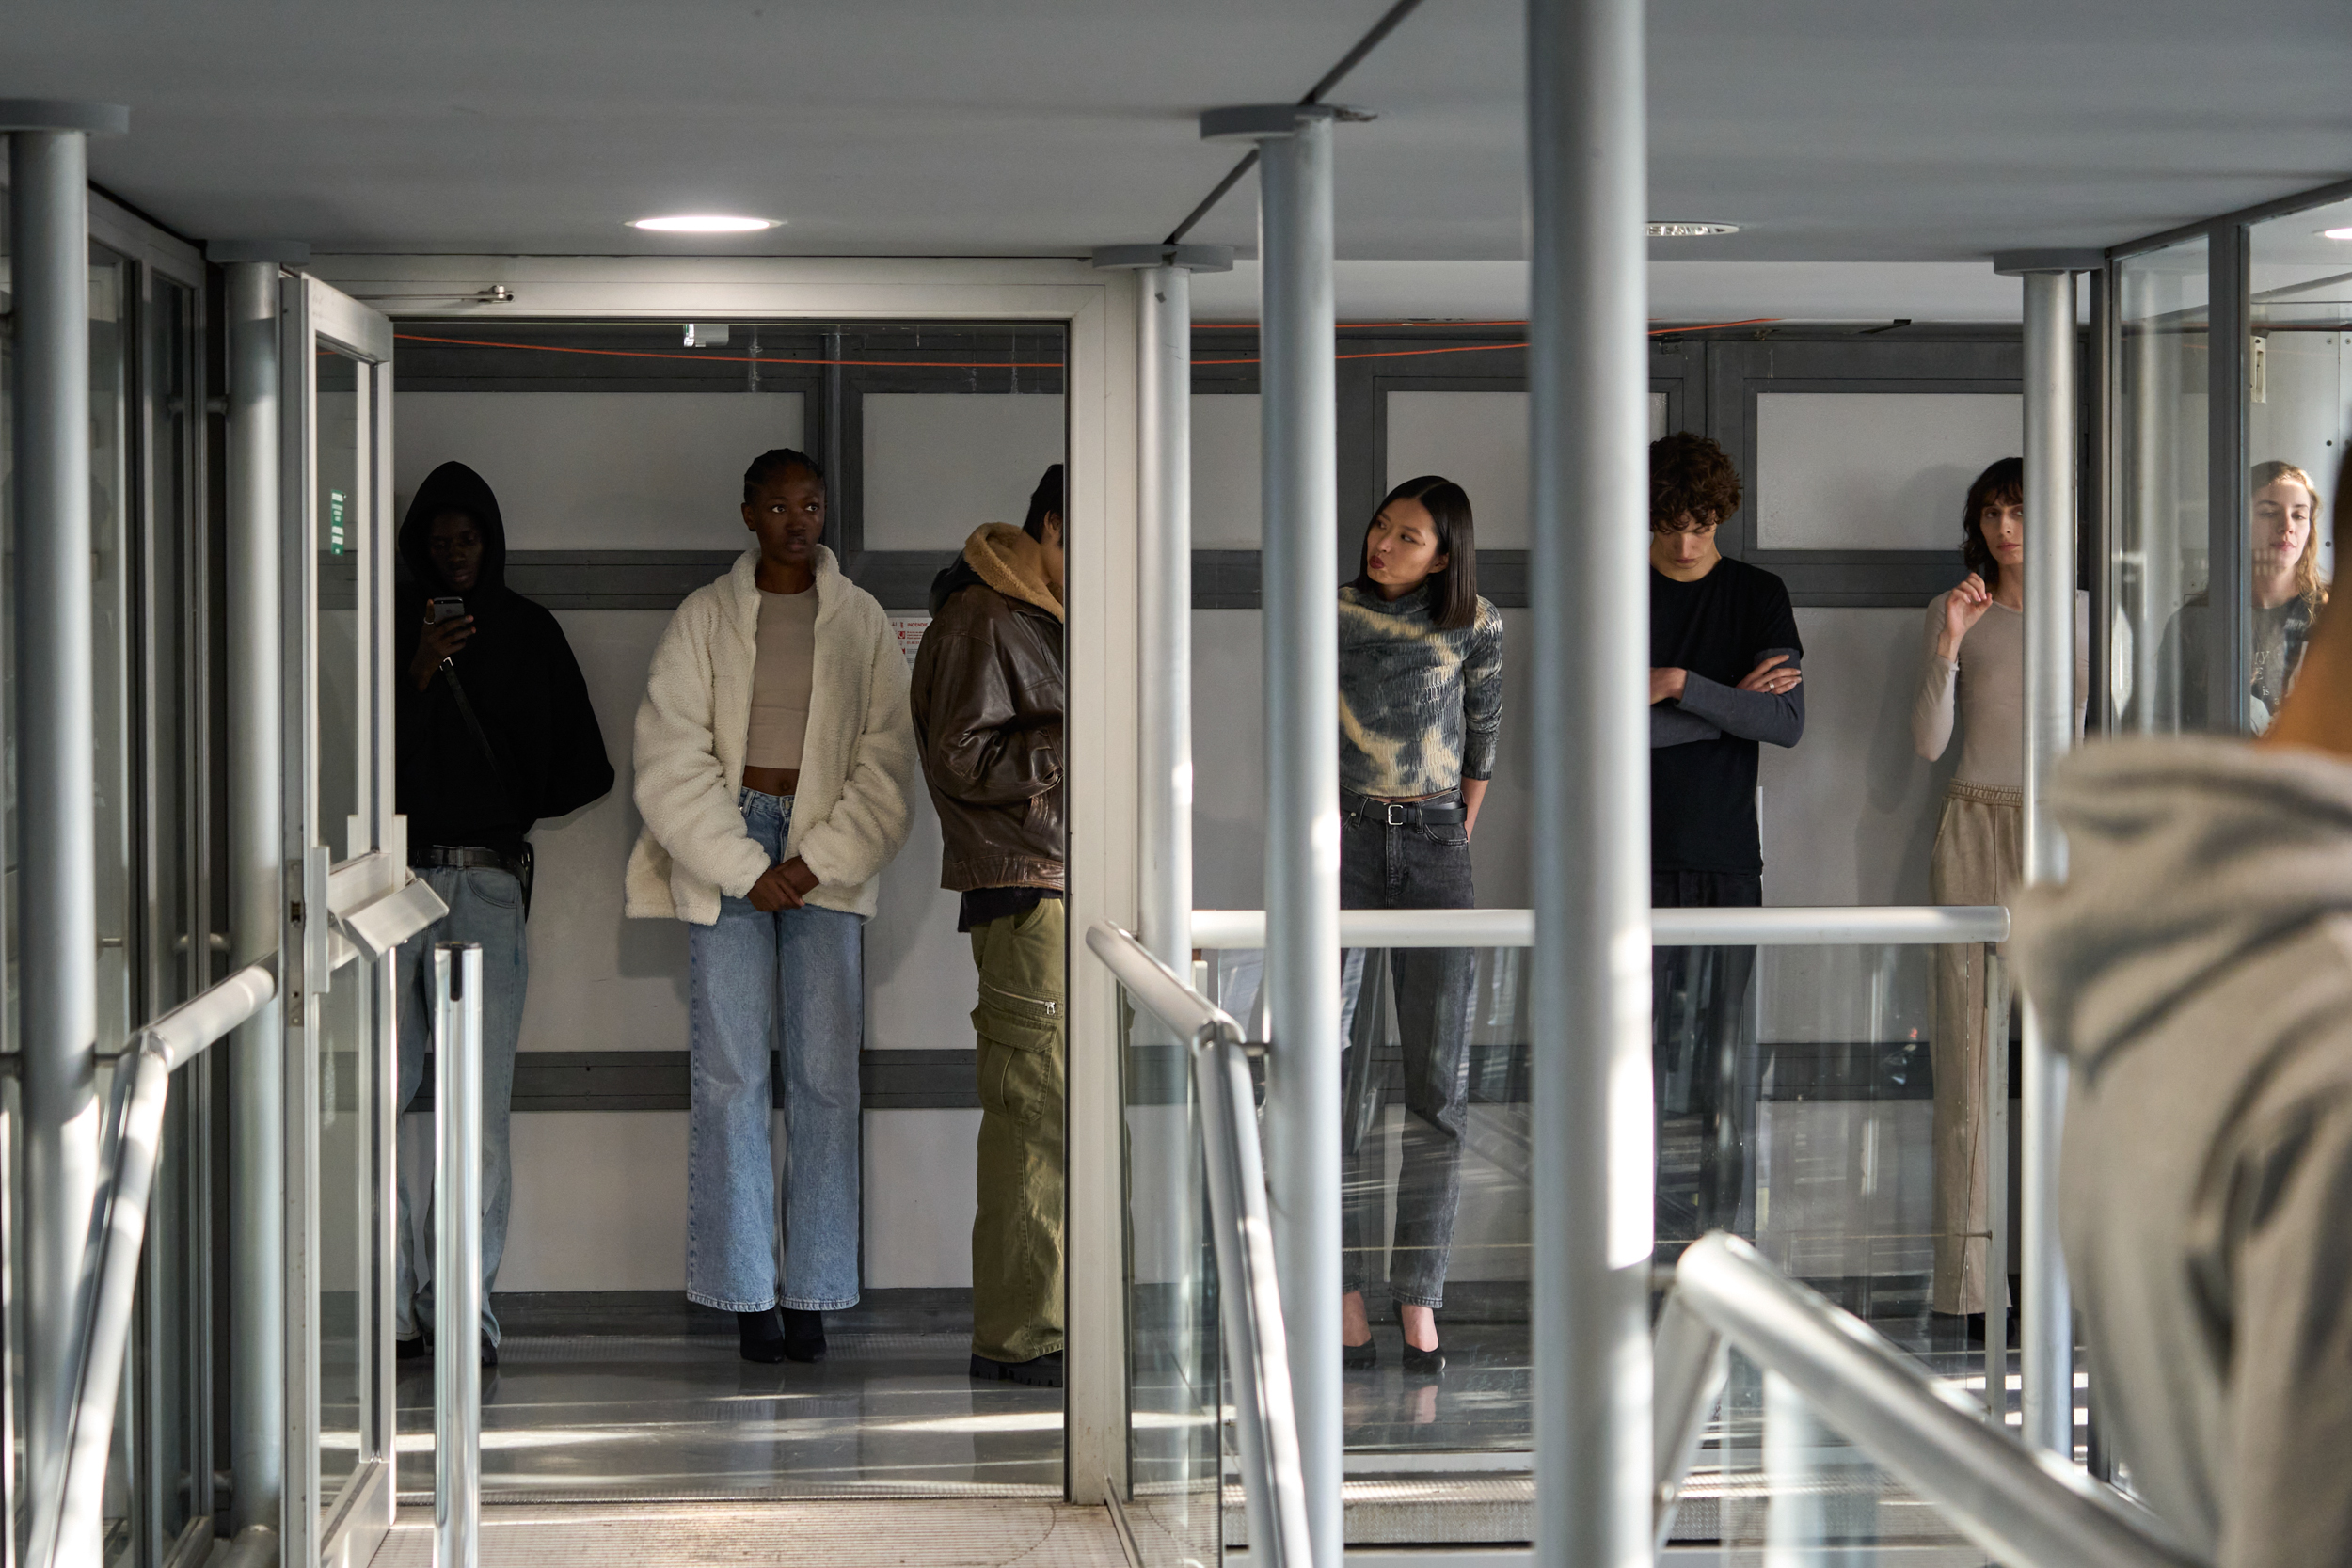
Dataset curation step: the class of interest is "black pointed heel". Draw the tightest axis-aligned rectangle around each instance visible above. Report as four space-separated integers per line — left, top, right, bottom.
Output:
1395 1302 1445 1377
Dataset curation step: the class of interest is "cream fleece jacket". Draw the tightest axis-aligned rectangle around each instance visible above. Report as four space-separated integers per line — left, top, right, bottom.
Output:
625 546 915 924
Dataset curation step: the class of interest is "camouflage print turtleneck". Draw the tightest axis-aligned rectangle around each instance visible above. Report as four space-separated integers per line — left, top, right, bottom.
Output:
1337 583 1504 800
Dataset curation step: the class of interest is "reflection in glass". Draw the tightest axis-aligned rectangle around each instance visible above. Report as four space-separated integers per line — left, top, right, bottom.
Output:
314 347 376 1506
137 274 218 1558
87 243 143 1556
2115 237 2212 734
2243 195 2350 732
1690 1351 1993 1561
1209 938 1973 1495
1122 992 1219 1565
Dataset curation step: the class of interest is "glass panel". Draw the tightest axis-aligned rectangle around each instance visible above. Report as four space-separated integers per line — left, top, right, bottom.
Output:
2114 236 2213 734
1658 942 1957 1328
2246 196 2351 735
318 950 383 1504
86 242 144 1560
1206 938 1991 1546
315 346 375 1509
1677 1348 1996 1560
318 350 365 862
1121 988 1219 1566
1211 944 1538 1468
89 245 135 1056
140 273 214 1558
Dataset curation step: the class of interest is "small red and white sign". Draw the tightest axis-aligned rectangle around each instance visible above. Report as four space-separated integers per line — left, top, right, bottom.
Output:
889 615 931 671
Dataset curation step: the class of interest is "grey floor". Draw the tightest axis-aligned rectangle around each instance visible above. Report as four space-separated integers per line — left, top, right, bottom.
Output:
395 1330 1064 1504
392 1307 2031 1558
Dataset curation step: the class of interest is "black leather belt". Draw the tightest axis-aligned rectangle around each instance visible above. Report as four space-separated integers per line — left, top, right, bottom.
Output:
415 845 516 872
1341 790 1467 828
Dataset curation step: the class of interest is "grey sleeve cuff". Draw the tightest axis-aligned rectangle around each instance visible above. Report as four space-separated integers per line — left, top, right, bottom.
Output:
1650 706 1723 748
1677 664 1805 748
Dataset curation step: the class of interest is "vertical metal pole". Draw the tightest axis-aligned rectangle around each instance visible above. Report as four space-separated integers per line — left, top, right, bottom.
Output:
434 944 483 1568
1527 3 1654 1565
1981 950 2010 1423
2206 225 2251 735
1201 100 1345 1567
1259 116 1343 1568
1139 262 1196 974
10 121 102 1528
222 256 287 1542
2018 265 2079 1459
1089 242 1232 971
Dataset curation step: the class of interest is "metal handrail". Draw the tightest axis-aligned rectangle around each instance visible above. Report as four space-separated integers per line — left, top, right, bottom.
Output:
1085 923 1313 1568
1191 904 2010 949
33 957 280 1568
1655 1233 2203 1568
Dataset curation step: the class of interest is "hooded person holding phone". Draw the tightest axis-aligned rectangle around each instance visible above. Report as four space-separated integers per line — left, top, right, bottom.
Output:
393 459 613 1367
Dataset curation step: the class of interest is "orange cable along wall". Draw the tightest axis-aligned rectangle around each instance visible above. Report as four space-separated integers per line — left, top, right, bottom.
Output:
392 318 1777 371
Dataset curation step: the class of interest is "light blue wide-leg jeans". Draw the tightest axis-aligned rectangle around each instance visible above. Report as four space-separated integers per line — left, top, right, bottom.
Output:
395 863 527 1347
687 789 865 1313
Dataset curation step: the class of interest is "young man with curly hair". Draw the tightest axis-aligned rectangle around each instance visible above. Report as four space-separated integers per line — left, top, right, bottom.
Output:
1646 432 1804 1241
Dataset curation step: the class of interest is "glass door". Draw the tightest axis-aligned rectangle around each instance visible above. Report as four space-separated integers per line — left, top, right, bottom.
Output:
279 273 399 1567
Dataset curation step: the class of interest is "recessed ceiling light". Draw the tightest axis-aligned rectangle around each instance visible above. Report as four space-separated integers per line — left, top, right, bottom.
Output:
2322 226 2352 241
628 214 778 233
1648 221 1740 238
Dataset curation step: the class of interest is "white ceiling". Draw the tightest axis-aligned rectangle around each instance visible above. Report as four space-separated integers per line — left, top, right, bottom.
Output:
9 0 2352 272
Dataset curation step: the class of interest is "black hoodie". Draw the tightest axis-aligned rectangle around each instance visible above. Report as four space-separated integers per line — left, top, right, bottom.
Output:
395 461 613 861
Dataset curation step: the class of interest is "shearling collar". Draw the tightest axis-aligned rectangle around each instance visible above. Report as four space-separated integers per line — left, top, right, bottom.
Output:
724 545 843 633
961 524 1063 622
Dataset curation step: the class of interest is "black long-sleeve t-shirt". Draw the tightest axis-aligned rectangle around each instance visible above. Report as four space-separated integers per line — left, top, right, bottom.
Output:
1649 557 1804 875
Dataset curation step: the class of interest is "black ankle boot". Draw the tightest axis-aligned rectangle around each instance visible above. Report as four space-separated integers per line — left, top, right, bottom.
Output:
738 1307 787 1364
780 1307 827 1363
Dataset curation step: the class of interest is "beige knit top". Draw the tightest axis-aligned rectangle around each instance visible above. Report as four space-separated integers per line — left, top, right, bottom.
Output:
1912 591 2090 789
746 587 818 771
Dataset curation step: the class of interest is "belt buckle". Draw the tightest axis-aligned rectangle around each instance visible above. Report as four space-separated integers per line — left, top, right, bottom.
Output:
1385 802 1408 827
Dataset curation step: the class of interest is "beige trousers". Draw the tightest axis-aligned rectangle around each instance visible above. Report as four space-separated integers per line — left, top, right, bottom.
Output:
1928 783 2020 1316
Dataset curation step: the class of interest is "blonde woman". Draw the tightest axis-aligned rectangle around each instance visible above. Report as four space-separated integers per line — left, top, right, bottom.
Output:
2176 461 2330 730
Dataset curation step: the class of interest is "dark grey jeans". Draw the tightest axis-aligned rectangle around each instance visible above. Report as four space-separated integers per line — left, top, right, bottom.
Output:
1338 795 1477 1309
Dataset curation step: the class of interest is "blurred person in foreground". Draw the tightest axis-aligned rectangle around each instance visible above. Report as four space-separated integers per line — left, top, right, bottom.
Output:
2013 453 2352 1568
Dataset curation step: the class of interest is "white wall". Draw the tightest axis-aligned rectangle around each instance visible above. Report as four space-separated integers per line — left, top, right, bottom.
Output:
1383 390 1669 550
1754 392 2020 550
861 392 1065 550
1759 607 1953 908
395 391 806 550
1191 392 1261 547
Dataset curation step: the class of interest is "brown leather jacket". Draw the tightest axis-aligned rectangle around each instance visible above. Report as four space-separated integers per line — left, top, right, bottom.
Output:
910 524 1065 892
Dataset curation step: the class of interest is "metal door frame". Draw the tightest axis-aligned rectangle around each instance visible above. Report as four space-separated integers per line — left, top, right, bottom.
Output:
303 252 1143 1504
278 272 399 1568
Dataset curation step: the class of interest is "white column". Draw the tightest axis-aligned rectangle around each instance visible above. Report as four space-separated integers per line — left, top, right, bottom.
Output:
208 238 309 1543
1525 4 1655 1564
1202 102 1347 1566
2007 257 2089 1457
4 102 126 1542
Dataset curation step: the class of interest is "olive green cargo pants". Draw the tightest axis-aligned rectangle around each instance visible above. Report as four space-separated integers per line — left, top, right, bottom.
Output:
969 896 1066 1363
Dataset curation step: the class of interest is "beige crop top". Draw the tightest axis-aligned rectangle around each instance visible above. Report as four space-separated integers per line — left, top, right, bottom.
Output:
747 588 818 771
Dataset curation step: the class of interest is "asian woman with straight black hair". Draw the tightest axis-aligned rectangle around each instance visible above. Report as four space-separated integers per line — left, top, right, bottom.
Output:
1334 474 1502 1376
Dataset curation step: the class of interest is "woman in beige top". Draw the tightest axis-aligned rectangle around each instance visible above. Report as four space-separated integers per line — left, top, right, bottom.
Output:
1911 455 2087 1329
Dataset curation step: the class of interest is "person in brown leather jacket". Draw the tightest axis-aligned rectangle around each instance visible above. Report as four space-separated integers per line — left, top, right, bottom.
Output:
909 463 1068 1387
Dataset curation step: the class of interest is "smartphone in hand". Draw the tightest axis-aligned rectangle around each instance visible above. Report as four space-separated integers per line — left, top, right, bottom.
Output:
428 595 467 624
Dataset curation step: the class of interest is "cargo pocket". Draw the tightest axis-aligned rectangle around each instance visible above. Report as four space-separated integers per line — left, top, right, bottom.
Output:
973 974 1060 1056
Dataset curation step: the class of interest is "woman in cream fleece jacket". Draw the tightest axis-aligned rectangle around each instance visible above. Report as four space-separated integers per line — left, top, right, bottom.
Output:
625 547 914 922
627 448 915 1362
